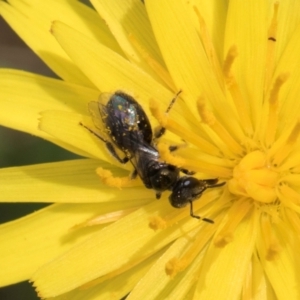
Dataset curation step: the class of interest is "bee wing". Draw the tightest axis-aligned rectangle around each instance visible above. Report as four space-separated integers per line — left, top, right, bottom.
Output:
127 149 148 186
88 93 112 131
130 143 159 188
87 101 104 131
86 100 116 155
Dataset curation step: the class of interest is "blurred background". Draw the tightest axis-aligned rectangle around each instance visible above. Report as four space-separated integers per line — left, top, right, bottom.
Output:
0 15 80 299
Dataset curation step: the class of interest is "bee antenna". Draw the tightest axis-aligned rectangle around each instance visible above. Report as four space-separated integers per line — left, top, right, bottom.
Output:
206 181 226 189
165 90 182 114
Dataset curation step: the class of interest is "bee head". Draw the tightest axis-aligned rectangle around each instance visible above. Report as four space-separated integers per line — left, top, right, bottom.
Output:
169 177 207 208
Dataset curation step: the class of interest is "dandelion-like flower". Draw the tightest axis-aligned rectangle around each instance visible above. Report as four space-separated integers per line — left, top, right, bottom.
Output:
1 0 300 299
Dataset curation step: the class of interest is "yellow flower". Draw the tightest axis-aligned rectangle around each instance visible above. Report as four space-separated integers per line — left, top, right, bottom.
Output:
1 0 300 299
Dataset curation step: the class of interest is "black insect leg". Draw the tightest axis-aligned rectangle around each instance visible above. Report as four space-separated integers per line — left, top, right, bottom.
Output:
105 142 129 164
189 201 199 219
202 217 214 224
130 169 138 179
154 127 166 140
206 181 226 189
168 145 179 152
189 201 214 223
80 122 129 164
165 90 182 114
180 169 195 175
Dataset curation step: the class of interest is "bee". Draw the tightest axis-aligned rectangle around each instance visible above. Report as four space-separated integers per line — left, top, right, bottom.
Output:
81 91 224 221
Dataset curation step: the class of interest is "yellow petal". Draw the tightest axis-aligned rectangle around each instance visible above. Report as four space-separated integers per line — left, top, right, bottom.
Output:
275 0 300 63
224 0 268 129
39 110 110 160
1 0 124 84
0 1 93 86
11 0 124 55
50 21 194 130
0 69 98 139
188 0 228 62
50 21 175 106
194 209 258 299
272 23 300 135
46 250 164 300
0 201 144 287
32 200 205 298
0 159 148 202
127 226 204 300
91 0 167 84
145 0 225 111
249 253 277 300
257 221 300 299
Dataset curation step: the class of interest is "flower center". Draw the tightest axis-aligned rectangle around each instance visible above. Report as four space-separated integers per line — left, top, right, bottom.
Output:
228 150 279 203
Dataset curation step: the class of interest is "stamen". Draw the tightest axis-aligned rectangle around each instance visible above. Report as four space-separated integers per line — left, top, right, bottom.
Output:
223 46 253 135
165 258 183 278
128 34 176 91
182 158 233 178
148 206 190 231
229 151 278 203
270 119 300 166
265 73 289 147
193 6 224 90
96 167 140 188
148 215 167 230
157 142 186 167
264 2 279 95
149 98 221 156
165 218 219 277
214 199 253 247
197 97 244 156
157 143 232 178
260 214 281 260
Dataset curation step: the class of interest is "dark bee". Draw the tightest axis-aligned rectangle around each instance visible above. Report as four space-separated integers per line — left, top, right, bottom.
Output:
81 91 225 221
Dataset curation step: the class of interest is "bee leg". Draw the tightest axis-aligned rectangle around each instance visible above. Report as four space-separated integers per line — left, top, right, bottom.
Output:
189 201 200 219
105 142 129 164
181 169 195 175
130 169 138 179
154 126 166 140
202 217 214 224
168 145 178 152
168 140 189 152
189 201 214 223
156 191 162 199
80 122 129 164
